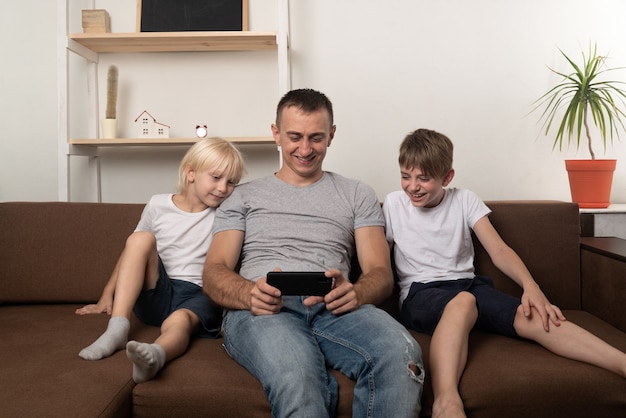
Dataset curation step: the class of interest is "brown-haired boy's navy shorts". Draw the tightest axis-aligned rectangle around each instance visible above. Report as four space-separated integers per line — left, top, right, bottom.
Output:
400 276 520 338
133 258 222 338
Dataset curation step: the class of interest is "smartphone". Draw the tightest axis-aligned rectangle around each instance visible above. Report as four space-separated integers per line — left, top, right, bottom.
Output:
266 271 333 296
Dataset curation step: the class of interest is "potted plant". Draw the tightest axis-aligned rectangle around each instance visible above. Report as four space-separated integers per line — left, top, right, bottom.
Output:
532 43 626 208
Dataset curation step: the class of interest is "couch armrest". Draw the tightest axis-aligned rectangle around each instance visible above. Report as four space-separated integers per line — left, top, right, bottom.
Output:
580 237 626 332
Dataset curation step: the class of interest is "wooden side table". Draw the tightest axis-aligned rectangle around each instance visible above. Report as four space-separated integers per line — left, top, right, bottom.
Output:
580 237 626 332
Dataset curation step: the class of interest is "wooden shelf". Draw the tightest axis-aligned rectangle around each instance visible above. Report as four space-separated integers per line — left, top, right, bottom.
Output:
69 31 278 53
59 0 290 201
69 137 275 146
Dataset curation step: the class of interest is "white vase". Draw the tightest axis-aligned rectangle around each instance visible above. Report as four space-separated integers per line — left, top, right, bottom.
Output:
101 119 117 139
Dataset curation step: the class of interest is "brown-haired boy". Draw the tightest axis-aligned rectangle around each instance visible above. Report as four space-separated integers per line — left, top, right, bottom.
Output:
384 128 626 418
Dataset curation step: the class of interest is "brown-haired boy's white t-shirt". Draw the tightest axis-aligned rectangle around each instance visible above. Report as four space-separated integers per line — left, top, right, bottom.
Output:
383 187 490 305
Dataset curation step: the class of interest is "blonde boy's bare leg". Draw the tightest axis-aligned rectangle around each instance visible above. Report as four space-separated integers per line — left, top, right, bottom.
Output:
126 308 200 383
514 306 626 378
79 232 157 360
430 292 478 418
111 232 159 319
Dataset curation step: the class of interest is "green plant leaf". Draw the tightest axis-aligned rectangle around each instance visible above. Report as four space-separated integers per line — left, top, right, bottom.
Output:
531 43 626 159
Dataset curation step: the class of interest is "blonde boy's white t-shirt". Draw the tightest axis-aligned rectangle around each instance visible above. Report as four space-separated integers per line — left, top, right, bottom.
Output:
383 187 490 304
135 193 216 287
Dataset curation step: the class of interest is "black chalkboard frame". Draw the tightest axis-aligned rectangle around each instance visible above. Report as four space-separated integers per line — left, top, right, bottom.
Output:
136 0 249 32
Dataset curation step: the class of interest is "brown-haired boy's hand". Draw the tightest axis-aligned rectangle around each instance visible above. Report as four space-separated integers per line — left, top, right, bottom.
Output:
521 283 567 332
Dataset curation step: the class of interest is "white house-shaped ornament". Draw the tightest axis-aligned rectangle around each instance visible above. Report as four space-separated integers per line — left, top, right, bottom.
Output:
134 110 170 138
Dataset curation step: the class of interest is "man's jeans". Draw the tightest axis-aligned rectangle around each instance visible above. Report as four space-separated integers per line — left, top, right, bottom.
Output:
222 297 424 417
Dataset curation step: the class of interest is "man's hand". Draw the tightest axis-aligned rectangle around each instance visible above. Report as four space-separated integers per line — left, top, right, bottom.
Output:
251 276 284 316
303 269 360 315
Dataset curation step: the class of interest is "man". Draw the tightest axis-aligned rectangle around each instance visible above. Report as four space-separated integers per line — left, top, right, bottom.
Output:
204 88 423 417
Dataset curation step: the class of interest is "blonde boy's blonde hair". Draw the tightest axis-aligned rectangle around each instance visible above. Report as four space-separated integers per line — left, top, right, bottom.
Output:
177 137 246 193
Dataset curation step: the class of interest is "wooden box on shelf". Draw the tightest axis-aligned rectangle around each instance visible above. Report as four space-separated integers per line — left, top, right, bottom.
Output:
81 9 111 33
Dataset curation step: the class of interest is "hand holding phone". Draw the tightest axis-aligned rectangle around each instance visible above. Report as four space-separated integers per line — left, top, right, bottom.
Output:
266 272 333 296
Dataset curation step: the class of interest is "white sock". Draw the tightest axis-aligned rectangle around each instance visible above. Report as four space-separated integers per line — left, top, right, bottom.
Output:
126 341 166 383
79 316 130 360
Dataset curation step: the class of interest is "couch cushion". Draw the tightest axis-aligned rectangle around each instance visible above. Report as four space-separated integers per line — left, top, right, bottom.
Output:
413 310 626 418
132 338 356 417
0 304 160 417
0 202 144 304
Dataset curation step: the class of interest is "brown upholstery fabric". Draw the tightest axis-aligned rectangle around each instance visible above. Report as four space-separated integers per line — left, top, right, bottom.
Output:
414 311 626 418
132 339 357 418
0 202 143 304
0 305 159 418
1 201 626 417
476 201 581 309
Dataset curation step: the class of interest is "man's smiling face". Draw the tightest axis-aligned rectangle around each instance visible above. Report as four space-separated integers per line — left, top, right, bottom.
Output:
272 105 336 186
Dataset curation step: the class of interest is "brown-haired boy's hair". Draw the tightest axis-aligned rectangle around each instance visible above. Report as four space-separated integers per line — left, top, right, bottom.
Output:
399 128 453 178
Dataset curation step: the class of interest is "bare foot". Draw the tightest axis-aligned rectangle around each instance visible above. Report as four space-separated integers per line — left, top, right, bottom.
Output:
432 394 466 418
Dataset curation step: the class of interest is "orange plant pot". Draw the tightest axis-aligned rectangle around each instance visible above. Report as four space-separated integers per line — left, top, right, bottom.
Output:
565 159 617 209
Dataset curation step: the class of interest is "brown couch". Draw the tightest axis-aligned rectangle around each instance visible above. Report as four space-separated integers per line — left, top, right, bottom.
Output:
1 201 625 417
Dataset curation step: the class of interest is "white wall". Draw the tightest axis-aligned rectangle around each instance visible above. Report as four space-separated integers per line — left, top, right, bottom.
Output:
0 2 59 201
1 0 625 204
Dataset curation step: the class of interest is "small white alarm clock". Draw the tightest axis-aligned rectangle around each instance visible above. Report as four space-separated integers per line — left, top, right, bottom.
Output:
195 124 208 138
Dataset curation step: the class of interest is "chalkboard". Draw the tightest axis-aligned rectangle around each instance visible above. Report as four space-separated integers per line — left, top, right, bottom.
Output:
138 0 248 32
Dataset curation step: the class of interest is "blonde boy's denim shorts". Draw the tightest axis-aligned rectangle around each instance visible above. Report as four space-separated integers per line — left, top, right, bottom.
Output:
133 257 222 338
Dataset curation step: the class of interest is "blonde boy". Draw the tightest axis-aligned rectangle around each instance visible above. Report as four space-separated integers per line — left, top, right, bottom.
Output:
77 137 245 383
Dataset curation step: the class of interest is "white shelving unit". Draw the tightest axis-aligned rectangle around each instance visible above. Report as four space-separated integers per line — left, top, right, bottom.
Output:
57 0 291 201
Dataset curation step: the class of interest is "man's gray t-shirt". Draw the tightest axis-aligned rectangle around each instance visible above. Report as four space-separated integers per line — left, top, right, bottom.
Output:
213 172 384 282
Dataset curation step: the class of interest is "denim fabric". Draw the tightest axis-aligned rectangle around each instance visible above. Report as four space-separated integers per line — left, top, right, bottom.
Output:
222 297 423 418
133 258 222 338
